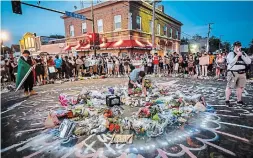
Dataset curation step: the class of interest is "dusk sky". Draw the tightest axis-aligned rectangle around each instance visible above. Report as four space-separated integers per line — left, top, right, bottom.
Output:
1 1 253 47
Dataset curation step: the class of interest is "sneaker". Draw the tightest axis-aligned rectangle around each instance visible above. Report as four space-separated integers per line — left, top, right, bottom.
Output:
237 101 246 106
30 90 37 96
225 100 232 107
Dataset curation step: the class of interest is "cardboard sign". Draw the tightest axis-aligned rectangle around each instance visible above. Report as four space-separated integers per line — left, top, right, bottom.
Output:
199 56 209 66
48 66 56 73
110 134 133 144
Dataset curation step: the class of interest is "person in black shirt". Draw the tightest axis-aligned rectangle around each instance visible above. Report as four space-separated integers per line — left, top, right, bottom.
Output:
194 52 200 76
20 50 37 96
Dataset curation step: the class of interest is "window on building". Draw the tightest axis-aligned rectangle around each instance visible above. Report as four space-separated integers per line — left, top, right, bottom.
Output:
82 23 87 33
136 16 141 30
70 25 74 37
114 15 121 30
176 31 179 39
163 26 167 36
157 24 160 35
149 21 153 33
169 28 172 38
97 19 103 33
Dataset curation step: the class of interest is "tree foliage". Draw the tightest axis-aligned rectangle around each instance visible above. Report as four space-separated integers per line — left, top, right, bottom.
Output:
49 34 65 39
209 36 220 52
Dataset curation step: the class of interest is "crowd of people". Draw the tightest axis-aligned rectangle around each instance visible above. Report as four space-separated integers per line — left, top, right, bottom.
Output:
1 49 252 86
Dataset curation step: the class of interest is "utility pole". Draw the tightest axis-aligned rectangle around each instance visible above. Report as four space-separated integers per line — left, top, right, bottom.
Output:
219 35 223 50
91 0 96 57
151 1 156 55
206 23 214 52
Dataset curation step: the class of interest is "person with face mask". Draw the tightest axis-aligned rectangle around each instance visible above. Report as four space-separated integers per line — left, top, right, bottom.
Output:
225 41 251 107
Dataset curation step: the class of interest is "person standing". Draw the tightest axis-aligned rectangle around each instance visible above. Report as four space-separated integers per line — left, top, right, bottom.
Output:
147 56 153 74
153 53 159 74
19 50 37 96
9 58 17 82
35 57 44 85
76 56 84 77
54 55 62 79
200 52 209 77
225 41 251 106
172 52 179 76
188 54 194 76
194 52 201 76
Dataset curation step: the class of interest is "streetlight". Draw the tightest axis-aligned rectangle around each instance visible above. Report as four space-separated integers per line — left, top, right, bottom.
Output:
0 31 9 57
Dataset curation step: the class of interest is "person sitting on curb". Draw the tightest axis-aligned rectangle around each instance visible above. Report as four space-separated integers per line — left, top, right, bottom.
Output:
225 41 251 107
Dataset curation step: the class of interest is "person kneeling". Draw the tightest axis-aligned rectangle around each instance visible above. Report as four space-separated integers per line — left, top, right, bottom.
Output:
128 69 147 97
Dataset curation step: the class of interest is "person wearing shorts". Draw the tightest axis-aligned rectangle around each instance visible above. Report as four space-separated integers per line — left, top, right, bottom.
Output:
225 41 251 107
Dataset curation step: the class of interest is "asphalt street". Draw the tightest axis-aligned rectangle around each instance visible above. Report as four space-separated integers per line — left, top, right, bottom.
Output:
1 77 253 158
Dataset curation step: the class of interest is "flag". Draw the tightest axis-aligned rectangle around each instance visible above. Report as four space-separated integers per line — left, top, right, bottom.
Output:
16 58 32 88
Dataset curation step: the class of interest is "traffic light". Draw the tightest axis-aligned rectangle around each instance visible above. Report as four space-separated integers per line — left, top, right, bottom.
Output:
11 0 22 15
87 33 100 46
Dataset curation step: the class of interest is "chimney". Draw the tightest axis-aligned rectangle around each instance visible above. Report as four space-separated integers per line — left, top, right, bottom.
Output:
157 5 164 13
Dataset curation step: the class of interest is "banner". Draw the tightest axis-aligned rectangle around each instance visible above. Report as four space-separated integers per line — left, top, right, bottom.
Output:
16 58 31 88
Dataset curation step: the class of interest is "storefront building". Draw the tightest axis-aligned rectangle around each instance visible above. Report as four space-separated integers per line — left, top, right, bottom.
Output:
62 1 182 57
19 32 67 56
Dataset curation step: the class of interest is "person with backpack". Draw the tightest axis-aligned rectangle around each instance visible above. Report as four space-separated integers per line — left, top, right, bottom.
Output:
225 41 251 107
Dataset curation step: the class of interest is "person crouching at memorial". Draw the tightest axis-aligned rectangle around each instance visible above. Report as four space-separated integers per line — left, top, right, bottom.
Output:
20 50 37 96
225 41 251 107
128 68 147 97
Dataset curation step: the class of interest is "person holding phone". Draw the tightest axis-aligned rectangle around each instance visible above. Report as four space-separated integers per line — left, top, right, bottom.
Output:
225 41 251 107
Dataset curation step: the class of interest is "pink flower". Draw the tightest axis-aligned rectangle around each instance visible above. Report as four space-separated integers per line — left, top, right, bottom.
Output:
59 94 69 107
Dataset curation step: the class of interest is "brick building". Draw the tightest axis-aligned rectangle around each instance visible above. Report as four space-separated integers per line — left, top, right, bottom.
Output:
62 1 182 57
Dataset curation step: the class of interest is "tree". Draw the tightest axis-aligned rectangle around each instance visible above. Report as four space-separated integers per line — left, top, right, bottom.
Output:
181 37 189 45
49 34 65 39
223 42 231 52
192 34 202 41
209 36 220 52
247 39 253 55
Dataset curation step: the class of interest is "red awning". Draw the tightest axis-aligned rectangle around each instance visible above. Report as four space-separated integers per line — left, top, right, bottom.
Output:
63 45 75 51
107 40 150 50
100 42 113 50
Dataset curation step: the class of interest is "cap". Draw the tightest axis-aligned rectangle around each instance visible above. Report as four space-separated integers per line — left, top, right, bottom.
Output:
23 50 30 55
233 41 242 47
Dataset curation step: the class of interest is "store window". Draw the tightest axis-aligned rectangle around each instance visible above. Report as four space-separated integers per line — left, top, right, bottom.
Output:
164 26 167 36
136 16 142 30
97 19 103 33
70 25 74 37
157 24 160 35
82 22 87 33
114 15 121 30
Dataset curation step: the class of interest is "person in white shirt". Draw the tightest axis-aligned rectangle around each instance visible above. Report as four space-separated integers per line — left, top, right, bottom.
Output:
114 57 120 77
225 41 251 107
107 57 113 76
76 56 84 77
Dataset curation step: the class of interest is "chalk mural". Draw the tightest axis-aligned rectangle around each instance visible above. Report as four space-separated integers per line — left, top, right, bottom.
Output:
1 78 253 158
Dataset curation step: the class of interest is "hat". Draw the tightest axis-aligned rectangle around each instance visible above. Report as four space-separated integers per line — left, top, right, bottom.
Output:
23 50 30 55
233 41 242 47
